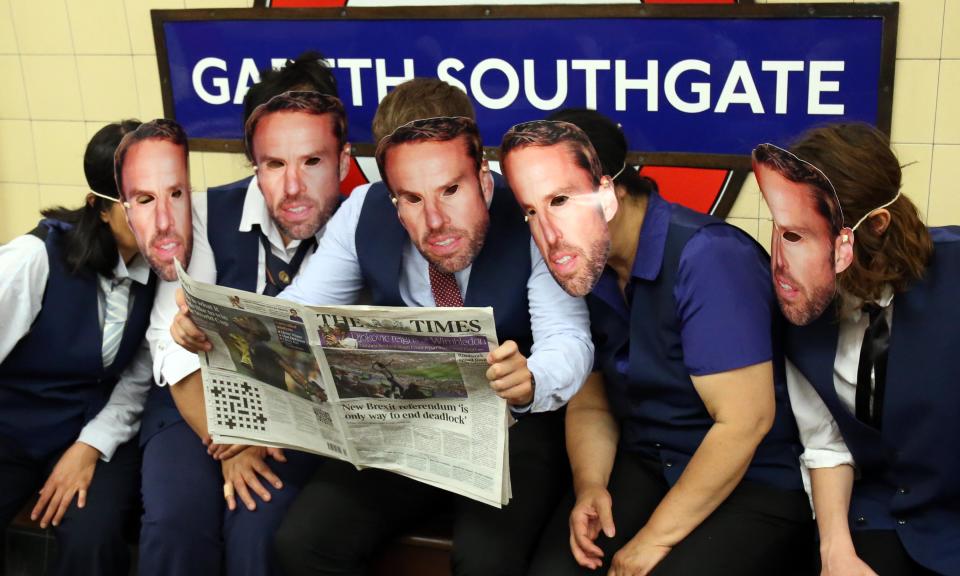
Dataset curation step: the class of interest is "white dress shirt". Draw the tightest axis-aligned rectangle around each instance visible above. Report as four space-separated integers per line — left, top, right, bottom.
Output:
0 233 153 462
787 288 895 471
281 183 594 413
148 176 325 388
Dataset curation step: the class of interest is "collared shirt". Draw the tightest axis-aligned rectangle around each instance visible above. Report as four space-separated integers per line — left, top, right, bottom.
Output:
786 288 895 471
0 233 153 462
591 192 774 378
148 176 325 388
281 183 594 413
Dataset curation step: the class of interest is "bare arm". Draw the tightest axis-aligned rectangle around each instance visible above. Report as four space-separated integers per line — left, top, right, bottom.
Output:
170 370 209 440
610 361 775 575
566 372 620 569
812 465 877 576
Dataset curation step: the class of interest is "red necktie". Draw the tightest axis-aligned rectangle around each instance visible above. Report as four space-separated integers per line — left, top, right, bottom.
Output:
429 264 464 307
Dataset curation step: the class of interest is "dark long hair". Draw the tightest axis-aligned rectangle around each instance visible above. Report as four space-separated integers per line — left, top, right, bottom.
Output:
790 123 932 301
547 108 658 198
40 120 141 278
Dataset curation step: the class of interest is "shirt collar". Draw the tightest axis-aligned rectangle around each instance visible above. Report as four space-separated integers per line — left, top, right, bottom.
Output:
589 192 670 312
112 252 150 286
841 285 895 323
238 175 302 252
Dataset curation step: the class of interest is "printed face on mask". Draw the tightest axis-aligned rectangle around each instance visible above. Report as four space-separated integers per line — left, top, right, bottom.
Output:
120 138 192 281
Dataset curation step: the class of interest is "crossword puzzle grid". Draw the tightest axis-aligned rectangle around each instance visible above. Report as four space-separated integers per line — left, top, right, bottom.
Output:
209 378 268 432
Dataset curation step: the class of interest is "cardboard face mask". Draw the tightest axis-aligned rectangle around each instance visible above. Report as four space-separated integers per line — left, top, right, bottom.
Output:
114 119 193 282
752 143 849 326
376 116 493 275
500 119 617 298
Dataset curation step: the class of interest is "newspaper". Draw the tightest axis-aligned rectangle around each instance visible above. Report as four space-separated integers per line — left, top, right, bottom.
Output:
176 263 511 508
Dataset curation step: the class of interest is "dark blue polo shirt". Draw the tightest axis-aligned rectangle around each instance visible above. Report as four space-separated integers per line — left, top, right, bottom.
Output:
588 192 802 490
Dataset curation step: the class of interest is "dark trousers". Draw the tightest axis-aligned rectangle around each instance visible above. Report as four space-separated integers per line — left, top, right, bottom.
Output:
529 450 815 576
275 409 569 576
0 434 141 576
139 421 321 576
830 530 941 576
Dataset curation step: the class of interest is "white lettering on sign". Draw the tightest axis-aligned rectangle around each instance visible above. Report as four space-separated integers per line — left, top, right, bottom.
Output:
190 56 848 117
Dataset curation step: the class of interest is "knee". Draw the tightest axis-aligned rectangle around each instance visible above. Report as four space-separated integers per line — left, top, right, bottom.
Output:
452 542 530 576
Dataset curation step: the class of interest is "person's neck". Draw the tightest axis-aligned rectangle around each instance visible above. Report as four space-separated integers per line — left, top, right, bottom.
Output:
120 245 138 266
606 191 648 293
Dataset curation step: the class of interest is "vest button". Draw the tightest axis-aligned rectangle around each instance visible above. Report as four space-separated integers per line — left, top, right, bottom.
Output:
897 519 907 526
897 487 908 495
654 442 662 449
664 461 673 468
855 516 867 525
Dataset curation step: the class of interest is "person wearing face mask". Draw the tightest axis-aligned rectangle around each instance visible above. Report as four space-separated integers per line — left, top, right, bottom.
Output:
0 120 155 576
502 110 813 576
756 124 960 576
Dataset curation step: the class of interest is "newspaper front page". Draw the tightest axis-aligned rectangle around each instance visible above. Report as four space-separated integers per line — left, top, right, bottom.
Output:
177 264 510 507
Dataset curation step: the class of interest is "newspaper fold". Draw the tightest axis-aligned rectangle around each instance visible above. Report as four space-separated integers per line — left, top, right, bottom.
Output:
176 262 511 507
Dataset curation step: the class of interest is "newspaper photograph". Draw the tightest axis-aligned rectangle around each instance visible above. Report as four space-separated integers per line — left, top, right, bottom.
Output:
176 262 510 507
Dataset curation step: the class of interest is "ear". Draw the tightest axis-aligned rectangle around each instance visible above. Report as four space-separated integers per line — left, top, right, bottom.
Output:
834 227 855 274
338 143 352 183
90 193 111 223
479 160 494 204
867 208 891 235
598 176 619 223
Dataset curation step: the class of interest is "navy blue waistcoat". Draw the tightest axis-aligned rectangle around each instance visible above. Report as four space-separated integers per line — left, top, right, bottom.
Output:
141 177 258 444
589 205 803 491
354 178 533 356
786 226 960 575
0 221 156 460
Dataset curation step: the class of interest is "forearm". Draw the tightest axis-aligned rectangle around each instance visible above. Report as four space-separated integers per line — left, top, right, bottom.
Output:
811 465 856 556
641 419 764 546
170 370 208 439
567 375 620 493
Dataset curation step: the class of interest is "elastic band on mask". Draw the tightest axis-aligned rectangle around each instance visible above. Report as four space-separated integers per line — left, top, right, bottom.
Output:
90 190 130 208
850 189 902 231
611 162 626 181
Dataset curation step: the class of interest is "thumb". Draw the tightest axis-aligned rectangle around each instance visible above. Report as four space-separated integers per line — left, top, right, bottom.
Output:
598 500 616 538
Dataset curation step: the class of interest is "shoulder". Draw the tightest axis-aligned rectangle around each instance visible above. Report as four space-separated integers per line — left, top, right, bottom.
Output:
683 221 768 270
0 233 50 288
206 175 254 196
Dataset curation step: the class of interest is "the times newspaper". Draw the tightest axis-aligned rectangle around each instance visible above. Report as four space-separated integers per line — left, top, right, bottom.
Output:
177 264 511 508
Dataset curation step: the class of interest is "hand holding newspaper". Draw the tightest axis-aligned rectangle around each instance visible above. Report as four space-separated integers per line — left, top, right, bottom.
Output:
175 262 511 507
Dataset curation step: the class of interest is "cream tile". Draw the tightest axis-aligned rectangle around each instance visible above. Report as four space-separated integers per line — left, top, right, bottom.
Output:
892 142 933 221
0 55 29 118
189 150 206 192
757 218 773 255
134 55 165 119
77 55 140 121
202 152 251 187
728 172 760 219
0 182 40 242
890 60 939 143
32 121 88 185
726 217 760 242
184 0 251 7
127 0 184 55
0 119 36 182
21 55 84 121
39 184 90 210
928 144 960 226
0 0 19 54
934 59 960 144
945 0 960 58
66 0 130 54
894 0 945 59
9 0 72 54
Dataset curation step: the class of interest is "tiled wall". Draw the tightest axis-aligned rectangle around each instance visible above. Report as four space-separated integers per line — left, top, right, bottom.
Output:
0 0 957 246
